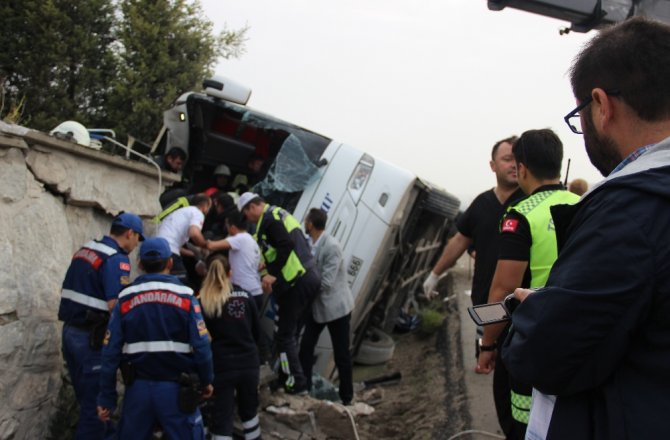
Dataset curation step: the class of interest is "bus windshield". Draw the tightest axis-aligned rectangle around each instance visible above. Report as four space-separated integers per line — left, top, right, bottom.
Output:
185 94 332 211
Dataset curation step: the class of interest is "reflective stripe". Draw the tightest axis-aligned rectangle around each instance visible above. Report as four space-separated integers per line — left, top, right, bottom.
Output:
511 390 531 424
122 340 192 354
242 415 259 429
245 427 261 440
61 289 108 311
83 240 117 256
119 281 194 299
243 415 261 440
211 435 233 440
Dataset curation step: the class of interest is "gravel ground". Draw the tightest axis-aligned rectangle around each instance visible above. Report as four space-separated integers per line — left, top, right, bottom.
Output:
353 255 486 439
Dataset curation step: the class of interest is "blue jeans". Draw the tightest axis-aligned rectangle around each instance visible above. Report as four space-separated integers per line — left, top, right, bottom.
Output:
119 379 205 439
62 324 116 440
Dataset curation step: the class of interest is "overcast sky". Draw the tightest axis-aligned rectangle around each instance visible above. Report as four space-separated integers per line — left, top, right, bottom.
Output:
200 0 599 206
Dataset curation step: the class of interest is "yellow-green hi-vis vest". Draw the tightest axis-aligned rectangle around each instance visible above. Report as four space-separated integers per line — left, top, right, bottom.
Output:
506 188 579 425
254 205 307 284
152 196 189 224
508 189 580 288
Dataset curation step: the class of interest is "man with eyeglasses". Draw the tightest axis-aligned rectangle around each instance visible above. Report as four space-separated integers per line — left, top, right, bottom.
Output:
502 18 670 439
476 129 579 439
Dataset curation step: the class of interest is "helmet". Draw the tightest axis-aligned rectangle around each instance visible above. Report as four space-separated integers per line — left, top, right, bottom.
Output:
213 164 231 177
50 121 91 147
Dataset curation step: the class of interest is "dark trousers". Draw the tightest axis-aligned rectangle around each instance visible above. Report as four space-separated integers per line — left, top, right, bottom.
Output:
275 269 320 390
253 294 272 364
210 368 261 439
120 379 204 439
298 312 354 404
61 324 116 440
170 253 188 284
494 346 515 439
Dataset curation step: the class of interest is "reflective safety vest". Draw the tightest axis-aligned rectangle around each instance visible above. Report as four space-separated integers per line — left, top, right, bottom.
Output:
511 390 532 424
506 188 579 424
254 205 308 284
152 196 190 224
508 189 580 288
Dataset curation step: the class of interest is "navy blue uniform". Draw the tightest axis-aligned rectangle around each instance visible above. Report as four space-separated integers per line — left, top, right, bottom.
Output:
203 286 261 440
98 273 214 439
59 236 131 440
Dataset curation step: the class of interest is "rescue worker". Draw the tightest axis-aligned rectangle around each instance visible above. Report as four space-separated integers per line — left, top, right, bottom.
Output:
237 192 320 394
58 212 144 440
212 164 232 192
475 129 579 439
200 254 262 440
96 237 214 439
156 194 211 287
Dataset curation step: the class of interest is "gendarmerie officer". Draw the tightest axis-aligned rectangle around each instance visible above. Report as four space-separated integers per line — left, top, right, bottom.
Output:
96 237 214 439
59 212 144 440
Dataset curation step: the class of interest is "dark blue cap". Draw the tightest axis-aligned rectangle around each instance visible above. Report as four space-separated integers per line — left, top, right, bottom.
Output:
112 212 145 241
139 237 171 261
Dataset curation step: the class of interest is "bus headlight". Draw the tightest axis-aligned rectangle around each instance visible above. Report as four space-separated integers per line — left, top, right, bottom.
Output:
348 154 374 204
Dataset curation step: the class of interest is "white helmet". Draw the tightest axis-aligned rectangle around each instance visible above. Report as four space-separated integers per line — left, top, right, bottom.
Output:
214 164 231 177
50 121 91 147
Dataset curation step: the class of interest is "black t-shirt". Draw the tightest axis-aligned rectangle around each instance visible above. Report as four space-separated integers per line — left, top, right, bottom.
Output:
457 187 524 305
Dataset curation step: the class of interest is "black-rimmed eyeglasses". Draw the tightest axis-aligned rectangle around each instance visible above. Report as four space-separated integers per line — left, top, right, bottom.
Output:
564 89 620 134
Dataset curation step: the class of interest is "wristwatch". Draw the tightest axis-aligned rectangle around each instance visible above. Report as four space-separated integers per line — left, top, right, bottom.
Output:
478 338 497 352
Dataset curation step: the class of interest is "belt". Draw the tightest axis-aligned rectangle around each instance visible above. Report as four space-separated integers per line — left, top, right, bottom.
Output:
65 321 95 332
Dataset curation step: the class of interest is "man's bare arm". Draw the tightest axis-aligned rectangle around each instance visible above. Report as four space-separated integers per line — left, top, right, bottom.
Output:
188 225 208 248
432 232 472 275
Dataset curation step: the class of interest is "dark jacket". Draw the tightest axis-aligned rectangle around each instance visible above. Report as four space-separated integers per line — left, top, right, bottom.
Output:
502 140 670 440
203 285 260 372
255 205 315 294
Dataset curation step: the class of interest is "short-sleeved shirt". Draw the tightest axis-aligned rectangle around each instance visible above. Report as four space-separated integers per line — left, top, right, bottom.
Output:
226 232 263 296
457 188 525 306
157 206 205 254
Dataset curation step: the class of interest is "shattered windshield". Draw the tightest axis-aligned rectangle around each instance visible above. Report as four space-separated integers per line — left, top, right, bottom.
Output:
254 134 321 194
238 109 330 211
186 95 331 212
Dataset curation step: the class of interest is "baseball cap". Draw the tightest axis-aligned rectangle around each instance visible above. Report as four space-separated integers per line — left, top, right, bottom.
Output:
237 192 259 211
213 164 231 176
112 212 145 241
139 237 171 261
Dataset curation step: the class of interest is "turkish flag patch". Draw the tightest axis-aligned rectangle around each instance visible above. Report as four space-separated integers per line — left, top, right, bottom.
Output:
119 262 131 271
502 218 519 233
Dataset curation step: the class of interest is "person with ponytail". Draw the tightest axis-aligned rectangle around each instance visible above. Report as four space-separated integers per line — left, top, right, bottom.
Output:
200 254 262 440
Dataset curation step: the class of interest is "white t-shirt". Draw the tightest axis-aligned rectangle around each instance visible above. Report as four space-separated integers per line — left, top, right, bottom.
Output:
157 206 205 254
226 231 262 296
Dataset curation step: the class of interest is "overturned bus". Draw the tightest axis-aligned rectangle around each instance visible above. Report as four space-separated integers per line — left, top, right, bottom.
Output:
152 76 460 373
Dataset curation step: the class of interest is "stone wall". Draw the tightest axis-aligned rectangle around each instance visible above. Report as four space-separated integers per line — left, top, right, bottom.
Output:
0 122 177 439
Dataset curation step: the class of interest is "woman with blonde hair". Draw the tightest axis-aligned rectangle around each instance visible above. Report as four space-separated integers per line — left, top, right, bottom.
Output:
200 254 262 440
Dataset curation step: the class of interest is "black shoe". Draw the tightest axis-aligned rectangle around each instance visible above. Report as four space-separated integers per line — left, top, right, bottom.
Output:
285 383 309 396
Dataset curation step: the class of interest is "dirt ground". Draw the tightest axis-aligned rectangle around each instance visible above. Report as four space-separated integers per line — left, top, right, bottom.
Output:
353 268 472 440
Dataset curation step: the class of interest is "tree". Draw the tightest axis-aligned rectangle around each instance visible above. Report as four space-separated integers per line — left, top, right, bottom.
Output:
0 0 117 130
108 0 247 144
0 0 246 142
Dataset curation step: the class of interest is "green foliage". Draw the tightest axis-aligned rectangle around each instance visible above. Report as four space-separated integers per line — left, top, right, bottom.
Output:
419 308 444 336
0 0 246 142
0 0 117 130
